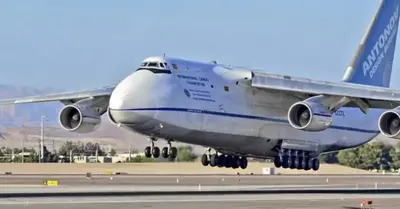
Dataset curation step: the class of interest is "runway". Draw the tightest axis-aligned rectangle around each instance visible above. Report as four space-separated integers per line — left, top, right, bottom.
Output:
1 174 400 189
1 174 400 208
1 194 400 209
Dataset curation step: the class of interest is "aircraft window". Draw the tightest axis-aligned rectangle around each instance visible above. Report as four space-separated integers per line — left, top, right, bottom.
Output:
136 62 172 74
147 62 159 67
224 86 229 92
141 62 148 67
136 68 172 74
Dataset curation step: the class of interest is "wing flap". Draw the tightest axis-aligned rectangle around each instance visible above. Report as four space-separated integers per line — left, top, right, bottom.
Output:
251 71 400 109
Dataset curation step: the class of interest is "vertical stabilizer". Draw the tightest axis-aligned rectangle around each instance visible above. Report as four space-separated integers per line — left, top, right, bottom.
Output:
342 0 400 87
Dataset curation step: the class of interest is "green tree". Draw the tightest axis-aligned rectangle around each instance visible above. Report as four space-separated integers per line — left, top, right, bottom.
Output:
176 146 197 162
337 148 360 168
58 141 106 156
319 151 338 164
337 142 393 170
109 149 117 156
358 141 392 170
389 142 400 170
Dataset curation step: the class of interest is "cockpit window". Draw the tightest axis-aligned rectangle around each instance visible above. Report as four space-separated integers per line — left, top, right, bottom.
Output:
136 61 171 74
147 62 159 67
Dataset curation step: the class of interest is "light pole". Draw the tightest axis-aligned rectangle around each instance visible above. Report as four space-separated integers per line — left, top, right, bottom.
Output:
22 126 25 163
40 116 46 163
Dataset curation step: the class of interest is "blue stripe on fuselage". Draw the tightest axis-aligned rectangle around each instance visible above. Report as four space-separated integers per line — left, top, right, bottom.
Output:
110 107 380 134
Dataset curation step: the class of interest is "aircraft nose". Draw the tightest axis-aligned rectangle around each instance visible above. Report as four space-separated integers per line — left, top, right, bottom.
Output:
108 70 158 125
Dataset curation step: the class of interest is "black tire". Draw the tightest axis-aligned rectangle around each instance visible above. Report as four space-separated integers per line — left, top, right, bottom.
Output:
169 147 178 159
312 158 320 171
282 156 290 168
304 158 312 170
144 146 151 158
217 155 226 167
201 154 209 166
290 156 298 169
274 155 282 168
161 147 169 158
232 156 240 169
225 156 232 168
152 147 160 158
297 157 304 170
240 157 248 169
210 154 218 167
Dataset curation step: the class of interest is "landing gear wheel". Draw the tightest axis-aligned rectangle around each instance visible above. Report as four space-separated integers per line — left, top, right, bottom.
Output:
217 155 226 167
144 146 152 158
290 156 299 169
152 147 160 158
232 156 240 169
282 155 290 168
240 157 248 169
169 147 178 159
297 157 304 170
201 154 209 166
312 158 320 171
161 147 169 158
274 155 282 168
224 156 232 168
210 154 218 167
305 158 313 171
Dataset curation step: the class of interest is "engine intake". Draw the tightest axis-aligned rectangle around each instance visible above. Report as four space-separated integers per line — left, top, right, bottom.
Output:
378 107 400 139
59 104 101 133
288 101 333 131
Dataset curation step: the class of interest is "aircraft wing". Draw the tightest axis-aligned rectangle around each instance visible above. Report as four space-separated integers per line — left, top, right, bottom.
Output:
251 71 400 110
0 85 115 105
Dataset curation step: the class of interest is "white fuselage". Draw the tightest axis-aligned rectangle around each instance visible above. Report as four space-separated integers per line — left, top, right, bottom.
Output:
107 57 381 159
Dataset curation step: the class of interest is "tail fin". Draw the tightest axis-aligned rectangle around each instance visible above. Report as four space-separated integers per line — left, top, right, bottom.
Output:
342 0 400 87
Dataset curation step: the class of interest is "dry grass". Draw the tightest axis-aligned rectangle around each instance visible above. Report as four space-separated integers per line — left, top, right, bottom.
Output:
0 162 376 175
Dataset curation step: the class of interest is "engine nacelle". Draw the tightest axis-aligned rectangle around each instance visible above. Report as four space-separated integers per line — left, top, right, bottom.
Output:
378 107 400 139
287 101 333 131
58 104 101 133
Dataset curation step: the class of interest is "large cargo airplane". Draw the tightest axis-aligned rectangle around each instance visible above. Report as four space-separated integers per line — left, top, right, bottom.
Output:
1 0 400 171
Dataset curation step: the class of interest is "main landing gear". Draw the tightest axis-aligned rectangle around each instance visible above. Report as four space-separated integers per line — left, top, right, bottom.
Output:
144 138 178 159
273 149 320 171
201 150 248 169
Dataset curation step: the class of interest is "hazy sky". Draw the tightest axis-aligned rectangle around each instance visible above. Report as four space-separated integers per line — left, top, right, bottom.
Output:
1 0 394 91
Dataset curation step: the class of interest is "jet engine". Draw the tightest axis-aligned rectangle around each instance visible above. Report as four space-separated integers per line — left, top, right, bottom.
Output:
378 107 400 139
58 104 101 133
287 101 333 131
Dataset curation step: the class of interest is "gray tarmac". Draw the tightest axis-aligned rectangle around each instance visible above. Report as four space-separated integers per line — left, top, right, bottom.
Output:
1 175 400 208
1 174 400 188
0 194 400 209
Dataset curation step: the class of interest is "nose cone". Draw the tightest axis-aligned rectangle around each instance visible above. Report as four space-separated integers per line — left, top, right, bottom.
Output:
108 70 159 125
